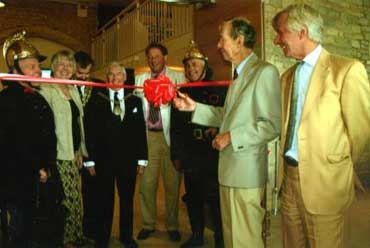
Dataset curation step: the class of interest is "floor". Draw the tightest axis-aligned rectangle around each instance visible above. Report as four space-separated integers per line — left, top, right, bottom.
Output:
107 175 370 248
1 176 370 248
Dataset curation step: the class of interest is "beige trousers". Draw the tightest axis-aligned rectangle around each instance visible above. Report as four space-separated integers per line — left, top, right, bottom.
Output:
281 165 347 248
139 131 181 230
220 185 265 248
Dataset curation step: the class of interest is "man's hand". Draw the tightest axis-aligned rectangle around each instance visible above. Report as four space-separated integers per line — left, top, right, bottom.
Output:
87 166 96 176
212 132 231 151
39 169 48 183
172 159 182 172
205 127 218 139
137 165 145 175
75 153 83 169
173 92 196 112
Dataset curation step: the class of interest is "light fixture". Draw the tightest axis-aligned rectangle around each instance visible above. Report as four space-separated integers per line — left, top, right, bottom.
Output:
0 1 5 8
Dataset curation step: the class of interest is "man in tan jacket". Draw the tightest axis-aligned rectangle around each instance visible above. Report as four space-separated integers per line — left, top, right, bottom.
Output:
174 17 281 247
272 4 370 248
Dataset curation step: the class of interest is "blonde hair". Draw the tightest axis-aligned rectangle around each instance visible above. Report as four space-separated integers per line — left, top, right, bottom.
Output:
51 50 76 74
273 4 323 43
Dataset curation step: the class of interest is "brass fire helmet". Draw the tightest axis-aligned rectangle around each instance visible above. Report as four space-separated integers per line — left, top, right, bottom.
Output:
3 31 46 69
182 40 208 64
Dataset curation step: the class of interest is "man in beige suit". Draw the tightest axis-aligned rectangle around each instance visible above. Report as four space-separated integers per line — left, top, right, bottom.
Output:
135 42 186 242
272 4 370 248
174 17 281 247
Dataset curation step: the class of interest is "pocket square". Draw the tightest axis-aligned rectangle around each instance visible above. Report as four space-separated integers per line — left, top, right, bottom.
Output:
132 107 138 113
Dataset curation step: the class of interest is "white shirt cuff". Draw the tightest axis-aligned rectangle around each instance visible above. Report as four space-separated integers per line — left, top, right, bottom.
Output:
83 161 95 167
138 160 148 166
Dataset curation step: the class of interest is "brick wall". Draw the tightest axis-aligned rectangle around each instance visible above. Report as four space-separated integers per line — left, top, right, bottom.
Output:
0 0 97 52
263 0 370 186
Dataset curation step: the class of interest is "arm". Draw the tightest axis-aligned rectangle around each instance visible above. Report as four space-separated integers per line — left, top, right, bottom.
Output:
83 95 106 175
135 99 148 165
170 106 190 170
341 61 370 164
192 103 224 127
229 65 281 152
170 107 188 160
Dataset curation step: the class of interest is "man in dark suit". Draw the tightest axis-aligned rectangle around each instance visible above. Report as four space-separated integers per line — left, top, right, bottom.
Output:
76 51 106 241
83 62 148 248
0 31 63 247
74 51 105 106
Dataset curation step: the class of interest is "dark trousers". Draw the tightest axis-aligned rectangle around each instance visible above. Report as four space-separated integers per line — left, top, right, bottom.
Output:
116 167 137 242
1 199 8 239
4 201 33 247
82 162 137 248
82 167 114 248
182 156 222 239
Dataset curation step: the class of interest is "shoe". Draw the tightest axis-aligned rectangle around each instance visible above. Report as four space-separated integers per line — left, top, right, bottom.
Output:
168 230 181 242
121 238 138 248
181 232 203 247
137 228 155 240
65 243 77 248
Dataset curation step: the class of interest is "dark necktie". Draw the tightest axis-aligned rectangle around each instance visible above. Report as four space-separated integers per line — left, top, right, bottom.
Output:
148 74 160 124
233 69 238 80
148 104 160 124
113 92 122 117
284 62 304 153
78 86 83 98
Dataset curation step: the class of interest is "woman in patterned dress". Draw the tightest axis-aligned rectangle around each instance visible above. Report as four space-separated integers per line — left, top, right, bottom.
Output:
40 50 91 248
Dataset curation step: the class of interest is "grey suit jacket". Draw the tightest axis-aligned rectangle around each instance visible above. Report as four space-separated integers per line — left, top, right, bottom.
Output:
192 53 281 188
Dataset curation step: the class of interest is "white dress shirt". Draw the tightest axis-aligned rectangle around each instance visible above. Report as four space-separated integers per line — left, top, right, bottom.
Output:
285 44 323 161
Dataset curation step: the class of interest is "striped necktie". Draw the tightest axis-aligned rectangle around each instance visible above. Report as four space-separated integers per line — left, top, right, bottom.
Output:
284 61 304 153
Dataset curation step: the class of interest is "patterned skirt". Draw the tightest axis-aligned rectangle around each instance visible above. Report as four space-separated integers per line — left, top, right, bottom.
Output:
56 159 85 245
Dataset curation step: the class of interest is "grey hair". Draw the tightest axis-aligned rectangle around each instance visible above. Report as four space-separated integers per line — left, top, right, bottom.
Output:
273 4 323 43
106 61 126 75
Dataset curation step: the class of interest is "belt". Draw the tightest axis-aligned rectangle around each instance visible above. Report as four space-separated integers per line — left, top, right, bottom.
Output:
148 129 163 132
193 128 204 140
284 155 298 167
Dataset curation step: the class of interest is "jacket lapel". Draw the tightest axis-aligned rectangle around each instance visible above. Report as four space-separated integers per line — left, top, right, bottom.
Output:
224 54 259 117
301 49 330 120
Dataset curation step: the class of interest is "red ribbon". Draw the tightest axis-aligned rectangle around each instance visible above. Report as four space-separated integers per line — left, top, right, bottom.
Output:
143 75 177 107
0 73 231 106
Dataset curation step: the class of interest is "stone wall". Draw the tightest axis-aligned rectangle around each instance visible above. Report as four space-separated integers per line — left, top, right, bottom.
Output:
263 0 370 186
263 0 370 77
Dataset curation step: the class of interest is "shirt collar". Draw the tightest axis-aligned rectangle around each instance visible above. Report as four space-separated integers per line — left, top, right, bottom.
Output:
151 66 167 78
109 88 124 100
236 52 254 75
302 44 322 67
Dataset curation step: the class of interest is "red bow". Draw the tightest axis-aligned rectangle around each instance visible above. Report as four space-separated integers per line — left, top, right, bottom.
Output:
143 75 177 107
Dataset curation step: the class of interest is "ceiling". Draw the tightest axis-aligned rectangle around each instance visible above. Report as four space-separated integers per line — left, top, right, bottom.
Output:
46 0 135 7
